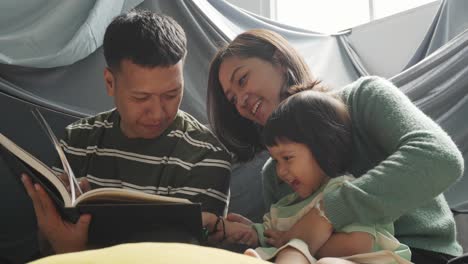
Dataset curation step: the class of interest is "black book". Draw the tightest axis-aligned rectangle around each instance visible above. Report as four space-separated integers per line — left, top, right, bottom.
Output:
0 110 203 246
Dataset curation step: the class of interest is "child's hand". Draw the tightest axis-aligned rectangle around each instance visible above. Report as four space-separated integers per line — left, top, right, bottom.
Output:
264 228 289 248
225 221 258 247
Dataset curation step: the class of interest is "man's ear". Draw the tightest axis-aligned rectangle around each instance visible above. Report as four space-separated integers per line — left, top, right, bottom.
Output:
104 67 116 96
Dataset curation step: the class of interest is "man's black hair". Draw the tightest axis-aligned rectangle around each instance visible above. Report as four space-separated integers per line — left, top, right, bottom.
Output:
103 10 187 70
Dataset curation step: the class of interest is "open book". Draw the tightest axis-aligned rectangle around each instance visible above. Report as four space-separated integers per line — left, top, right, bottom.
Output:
0 133 190 207
0 109 203 245
0 112 191 208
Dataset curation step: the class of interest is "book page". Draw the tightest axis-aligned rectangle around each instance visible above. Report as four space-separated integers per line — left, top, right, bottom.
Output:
32 109 83 205
0 133 72 207
74 188 192 206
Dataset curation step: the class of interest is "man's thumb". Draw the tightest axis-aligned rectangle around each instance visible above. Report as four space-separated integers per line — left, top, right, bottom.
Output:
226 213 242 222
226 213 252 225
77 214 92 229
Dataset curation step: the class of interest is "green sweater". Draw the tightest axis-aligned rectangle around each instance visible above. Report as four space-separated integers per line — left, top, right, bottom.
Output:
262 76 464 256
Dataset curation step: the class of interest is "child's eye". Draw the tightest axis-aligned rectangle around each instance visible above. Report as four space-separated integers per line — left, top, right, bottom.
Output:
283 156 293 161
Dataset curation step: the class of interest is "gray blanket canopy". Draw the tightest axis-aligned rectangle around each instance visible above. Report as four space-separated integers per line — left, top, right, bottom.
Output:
0 0 467 261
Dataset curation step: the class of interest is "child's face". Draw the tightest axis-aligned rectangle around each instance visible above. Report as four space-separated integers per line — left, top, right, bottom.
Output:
268 139 329 198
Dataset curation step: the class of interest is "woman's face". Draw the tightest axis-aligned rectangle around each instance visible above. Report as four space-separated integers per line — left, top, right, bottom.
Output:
218 56 285 126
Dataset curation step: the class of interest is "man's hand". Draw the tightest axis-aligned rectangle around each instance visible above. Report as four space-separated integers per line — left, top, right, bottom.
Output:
201 212 226 243
224 221 258 247
22 174 91 254
201 212 218 232
264 228 289 248
226 213 253 225
202 212 258 246
224 213 258 246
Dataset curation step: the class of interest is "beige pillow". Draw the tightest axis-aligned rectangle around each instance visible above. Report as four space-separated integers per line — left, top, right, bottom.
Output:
29 242 269 264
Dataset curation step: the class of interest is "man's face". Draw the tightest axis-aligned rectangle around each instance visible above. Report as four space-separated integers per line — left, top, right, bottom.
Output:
104 59 184 139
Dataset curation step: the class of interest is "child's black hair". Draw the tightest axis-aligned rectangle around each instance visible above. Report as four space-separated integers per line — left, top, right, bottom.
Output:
263 87 352 177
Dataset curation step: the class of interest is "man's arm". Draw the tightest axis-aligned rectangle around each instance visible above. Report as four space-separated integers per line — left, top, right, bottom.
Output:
185 148 232 216
21 174 91 254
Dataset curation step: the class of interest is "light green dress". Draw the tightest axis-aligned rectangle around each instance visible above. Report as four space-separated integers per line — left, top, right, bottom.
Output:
252 176 412 263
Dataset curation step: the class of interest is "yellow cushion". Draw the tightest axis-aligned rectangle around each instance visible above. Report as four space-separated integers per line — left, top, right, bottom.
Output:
29 243 269 264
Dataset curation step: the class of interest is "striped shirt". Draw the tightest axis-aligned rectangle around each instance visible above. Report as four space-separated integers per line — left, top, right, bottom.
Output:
54 109 232 215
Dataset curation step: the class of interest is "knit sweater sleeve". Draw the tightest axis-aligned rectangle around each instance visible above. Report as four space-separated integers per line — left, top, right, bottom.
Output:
323 76 464 229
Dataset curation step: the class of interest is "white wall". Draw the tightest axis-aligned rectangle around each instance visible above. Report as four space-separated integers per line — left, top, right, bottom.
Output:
224 0 440 78
225 0 272 18
348 1 440 77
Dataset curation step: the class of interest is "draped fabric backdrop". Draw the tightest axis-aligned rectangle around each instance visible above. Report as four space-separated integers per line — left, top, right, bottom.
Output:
0 0 467 258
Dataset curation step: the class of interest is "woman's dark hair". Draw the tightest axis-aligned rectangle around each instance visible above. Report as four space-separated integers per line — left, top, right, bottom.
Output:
207 29 326 162
263 89 352 177
103 10 187 71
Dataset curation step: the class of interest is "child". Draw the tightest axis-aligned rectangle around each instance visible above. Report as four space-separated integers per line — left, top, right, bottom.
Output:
205 87 412 264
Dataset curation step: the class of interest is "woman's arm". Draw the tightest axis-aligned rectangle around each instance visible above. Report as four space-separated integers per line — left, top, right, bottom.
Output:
261 77 462 253
324 77 464 228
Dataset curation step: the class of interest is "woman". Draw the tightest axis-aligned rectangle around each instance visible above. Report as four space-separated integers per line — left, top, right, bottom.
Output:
206 29 464 264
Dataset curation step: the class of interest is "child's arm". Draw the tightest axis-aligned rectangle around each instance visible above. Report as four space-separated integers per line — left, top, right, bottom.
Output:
275 246 310 264
315 231 374 258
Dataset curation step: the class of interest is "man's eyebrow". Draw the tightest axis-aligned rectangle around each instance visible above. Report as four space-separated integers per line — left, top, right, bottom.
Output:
166 85 182 93
131 91 150 95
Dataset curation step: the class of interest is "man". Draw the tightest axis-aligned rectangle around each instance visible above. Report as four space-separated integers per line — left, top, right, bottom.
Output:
21 10 231 255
